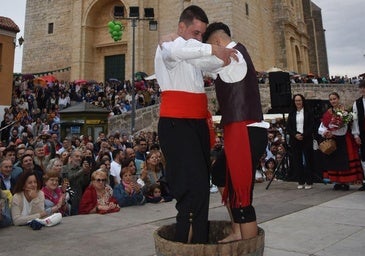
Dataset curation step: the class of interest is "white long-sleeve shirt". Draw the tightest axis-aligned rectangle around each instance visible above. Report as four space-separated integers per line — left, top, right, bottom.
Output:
351 98 364 137
155 37 223 93
206 41 247 83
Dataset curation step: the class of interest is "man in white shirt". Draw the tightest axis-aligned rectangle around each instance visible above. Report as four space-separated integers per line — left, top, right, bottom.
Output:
110 149 125 186
352 80 365 190
155 5 236 244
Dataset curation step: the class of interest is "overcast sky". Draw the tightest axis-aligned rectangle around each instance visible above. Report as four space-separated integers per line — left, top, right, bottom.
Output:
1 0 364 77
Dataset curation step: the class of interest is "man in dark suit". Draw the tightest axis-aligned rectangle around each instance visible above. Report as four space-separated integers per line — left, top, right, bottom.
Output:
0 159 16 194
352 80 365 191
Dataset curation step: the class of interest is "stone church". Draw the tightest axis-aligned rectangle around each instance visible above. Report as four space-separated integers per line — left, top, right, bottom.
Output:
22 0 328 82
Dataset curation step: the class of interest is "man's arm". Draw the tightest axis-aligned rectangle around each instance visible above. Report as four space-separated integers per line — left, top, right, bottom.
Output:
161 37 237 70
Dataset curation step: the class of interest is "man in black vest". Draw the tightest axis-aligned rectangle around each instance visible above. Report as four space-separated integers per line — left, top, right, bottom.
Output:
352 79 365 190
203 22 268 241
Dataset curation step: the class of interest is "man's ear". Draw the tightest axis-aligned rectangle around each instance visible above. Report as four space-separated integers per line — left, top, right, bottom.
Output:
177 22 185 35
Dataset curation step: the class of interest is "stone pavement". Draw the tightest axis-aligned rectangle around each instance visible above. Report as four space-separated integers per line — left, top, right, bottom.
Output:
1 181 364 256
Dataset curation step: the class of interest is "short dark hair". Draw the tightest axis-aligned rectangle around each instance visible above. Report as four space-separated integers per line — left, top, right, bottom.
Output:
112 149 122 159
179 5 209 26
203 22 231 43
13 171 41 194
3 145 16 156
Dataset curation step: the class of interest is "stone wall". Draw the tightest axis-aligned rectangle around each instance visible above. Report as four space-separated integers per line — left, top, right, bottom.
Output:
22 0 326 82
108 83 360 135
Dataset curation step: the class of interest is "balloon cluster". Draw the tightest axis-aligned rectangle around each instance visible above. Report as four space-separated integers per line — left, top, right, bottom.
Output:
108 20 124 42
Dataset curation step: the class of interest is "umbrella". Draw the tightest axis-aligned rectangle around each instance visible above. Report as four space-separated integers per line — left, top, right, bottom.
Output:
33 77 47 86
74 79 87 85
40 75 57 83
108 78 120 82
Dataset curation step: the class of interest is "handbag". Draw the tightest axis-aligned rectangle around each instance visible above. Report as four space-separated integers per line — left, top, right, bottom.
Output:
319 139 337 155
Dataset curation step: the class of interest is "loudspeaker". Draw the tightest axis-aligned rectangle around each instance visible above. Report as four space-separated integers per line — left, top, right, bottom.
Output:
269 71 291 113
144 8 154 18
306 99 330 134
129 6 140 17
114 6 124 17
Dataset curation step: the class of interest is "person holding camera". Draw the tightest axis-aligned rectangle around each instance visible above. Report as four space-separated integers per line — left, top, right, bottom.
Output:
34 134 56 173
61 149 91 215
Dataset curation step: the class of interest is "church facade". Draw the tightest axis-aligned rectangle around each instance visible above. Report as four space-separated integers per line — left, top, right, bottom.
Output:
22 0 328 82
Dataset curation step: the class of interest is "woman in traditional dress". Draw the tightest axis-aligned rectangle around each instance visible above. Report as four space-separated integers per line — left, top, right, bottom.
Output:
318 92 363 190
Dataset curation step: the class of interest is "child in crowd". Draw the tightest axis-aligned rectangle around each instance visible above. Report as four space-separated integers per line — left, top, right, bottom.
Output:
264 158 277 181
145 184 165 203
113 167 145 207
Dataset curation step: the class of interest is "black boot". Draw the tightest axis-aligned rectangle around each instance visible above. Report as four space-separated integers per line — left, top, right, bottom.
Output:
341 184 350 191
358 184 365 191
333 184 342 190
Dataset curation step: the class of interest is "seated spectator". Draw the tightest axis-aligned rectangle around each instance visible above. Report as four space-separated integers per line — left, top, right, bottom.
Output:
140 150 172 200
113 167 145 207
0 189 12 227
61 149 91 215
145 183 171 203
11 171 49 225
264 158 277 181
42 171 69 216
0 159 16 194
78 170 119 214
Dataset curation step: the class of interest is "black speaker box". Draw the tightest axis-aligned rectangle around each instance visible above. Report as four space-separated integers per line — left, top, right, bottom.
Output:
129 6 140 17
144 8 154 18
269 72 291 112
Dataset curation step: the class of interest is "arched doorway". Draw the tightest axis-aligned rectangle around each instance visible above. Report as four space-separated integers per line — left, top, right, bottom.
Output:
83 0 128 82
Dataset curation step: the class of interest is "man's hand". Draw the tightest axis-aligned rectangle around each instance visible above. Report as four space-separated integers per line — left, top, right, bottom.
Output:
355 136 361 145
212 45 238 66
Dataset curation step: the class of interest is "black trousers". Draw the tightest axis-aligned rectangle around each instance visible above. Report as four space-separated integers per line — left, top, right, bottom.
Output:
158 117 211 243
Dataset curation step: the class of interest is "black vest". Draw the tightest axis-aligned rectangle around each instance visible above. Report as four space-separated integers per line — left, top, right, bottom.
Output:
215 43 263 125
356 97 365 134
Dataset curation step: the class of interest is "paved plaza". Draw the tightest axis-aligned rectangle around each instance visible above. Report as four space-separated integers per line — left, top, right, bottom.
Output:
1 181 364 256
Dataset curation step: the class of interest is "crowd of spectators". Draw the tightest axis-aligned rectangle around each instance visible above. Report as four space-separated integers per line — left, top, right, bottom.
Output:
2 73 363 228
258 73 363 85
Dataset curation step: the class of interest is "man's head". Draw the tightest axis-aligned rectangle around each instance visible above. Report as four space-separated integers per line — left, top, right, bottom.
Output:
21 154 34 172
112 149 125 162
69 149 83 167
3 146 17 163
0 159 13 177
125 147 136 160
137 138 148 153
203 22 231 45
178 5 209 42
35 143 45 158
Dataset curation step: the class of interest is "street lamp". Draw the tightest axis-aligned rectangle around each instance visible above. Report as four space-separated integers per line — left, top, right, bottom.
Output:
14 36 24 47
114 6 157 135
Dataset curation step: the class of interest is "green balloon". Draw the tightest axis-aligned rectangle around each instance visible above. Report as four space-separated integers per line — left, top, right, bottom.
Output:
112 31 118 36
114 24 121 31
108 21 114 29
